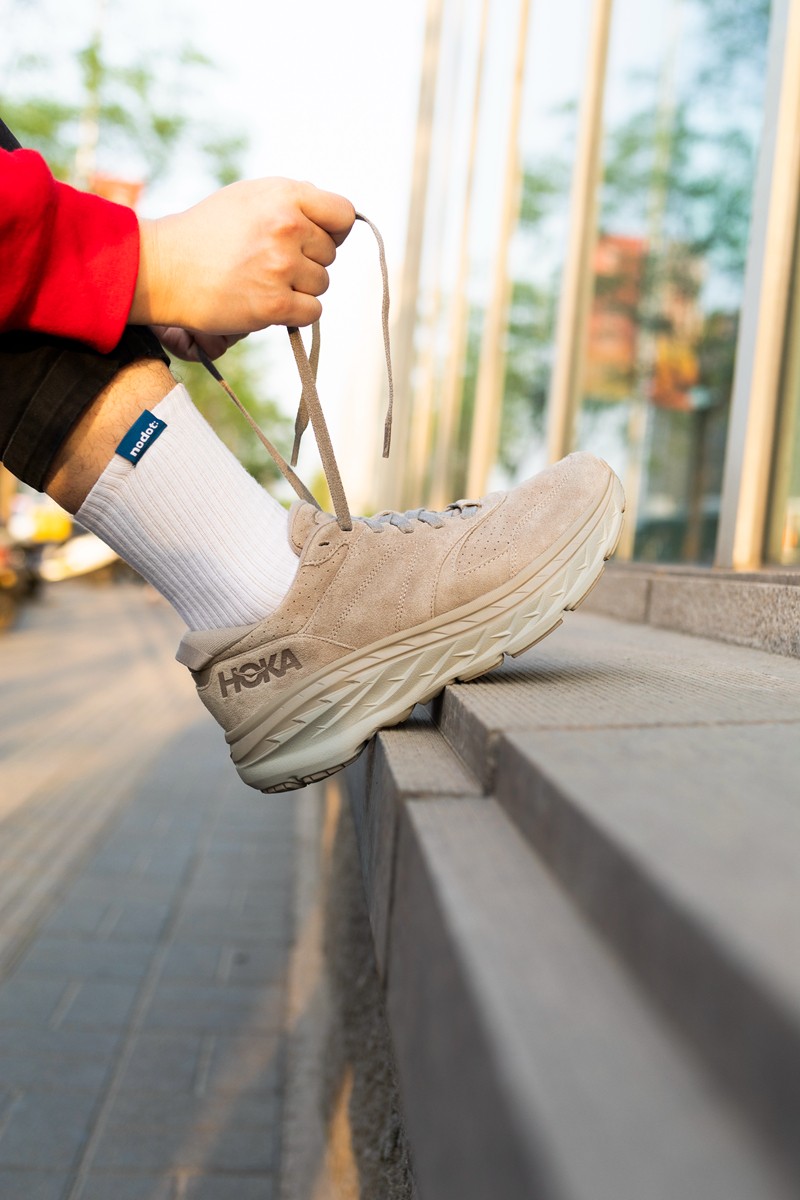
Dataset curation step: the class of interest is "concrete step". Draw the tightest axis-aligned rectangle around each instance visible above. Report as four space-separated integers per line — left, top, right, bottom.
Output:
346 717 797 1200
432 613 800 1176
436 612 800 789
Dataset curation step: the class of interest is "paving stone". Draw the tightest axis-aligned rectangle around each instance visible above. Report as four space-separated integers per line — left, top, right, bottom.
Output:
116 1033 205 1093
143 983 284 1033
78 1172 276 1200
105 1089 278 1132
117 1032 282 1097
43 896 170 941
170 913 290 947
15 937 154 981
0 1028 119 1091
0 1090 98 1168
0 1171 69 1200
67 879 177 905
159 943 289 987
0 971 138 1031
0 979 71 1026
77 1173 173 1199
92 1123 279 1172
182 1176 276 1199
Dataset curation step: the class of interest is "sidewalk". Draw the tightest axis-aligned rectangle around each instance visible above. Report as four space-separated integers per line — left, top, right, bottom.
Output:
0 582 411 1200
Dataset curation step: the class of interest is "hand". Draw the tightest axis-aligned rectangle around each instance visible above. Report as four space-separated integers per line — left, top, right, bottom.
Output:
129 177 355 335
152 326 244 362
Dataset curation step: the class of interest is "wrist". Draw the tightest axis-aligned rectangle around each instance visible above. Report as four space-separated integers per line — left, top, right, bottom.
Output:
129 217 174 327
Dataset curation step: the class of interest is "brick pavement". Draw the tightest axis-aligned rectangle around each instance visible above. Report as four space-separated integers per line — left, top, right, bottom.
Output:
0 584 295 1200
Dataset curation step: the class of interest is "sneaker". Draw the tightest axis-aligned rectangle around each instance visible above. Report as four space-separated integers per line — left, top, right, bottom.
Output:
186 218 625 792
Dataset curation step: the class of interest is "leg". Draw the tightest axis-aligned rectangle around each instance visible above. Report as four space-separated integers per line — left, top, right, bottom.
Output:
0 329 300 632
44 357 176 512
0 325 171 496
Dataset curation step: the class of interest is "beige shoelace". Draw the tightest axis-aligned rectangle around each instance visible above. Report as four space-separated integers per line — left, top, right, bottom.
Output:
197 212 393 533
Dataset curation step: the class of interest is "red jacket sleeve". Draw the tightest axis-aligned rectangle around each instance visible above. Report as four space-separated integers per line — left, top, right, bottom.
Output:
0 147 140 353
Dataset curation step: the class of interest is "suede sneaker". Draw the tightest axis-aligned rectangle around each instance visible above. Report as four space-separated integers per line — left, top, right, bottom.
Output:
178 453 624 792
188 216 625 792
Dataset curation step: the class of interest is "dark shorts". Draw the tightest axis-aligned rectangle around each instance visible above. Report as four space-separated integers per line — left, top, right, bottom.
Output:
0 117 169 490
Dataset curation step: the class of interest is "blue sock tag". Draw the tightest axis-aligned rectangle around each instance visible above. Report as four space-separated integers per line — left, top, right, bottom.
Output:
115 410 167 465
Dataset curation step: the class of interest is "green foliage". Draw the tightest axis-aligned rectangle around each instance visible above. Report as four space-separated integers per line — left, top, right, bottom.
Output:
0 5 244 187
0 1 290 484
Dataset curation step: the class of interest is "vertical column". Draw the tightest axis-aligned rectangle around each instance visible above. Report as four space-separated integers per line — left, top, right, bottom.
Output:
386 0 446 507
715 0 800 569
463 0 533 502
427 0 491 509
544 0 613 465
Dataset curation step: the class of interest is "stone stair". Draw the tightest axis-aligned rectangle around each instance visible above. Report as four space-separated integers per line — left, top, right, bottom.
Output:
344 611 800 1200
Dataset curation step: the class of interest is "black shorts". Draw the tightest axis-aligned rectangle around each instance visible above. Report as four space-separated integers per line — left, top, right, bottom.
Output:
0 117 169 491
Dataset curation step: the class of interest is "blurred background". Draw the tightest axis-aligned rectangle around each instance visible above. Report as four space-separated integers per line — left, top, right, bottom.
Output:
0 0 796 628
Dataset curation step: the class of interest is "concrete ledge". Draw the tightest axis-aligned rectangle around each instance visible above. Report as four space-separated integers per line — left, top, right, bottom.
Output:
346 779 794 1200
584 563 800 657
495 724 800 1176
346 716 481 979
345 614 800 1198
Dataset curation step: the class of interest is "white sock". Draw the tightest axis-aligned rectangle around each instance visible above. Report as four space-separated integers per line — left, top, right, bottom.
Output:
76 382 299 630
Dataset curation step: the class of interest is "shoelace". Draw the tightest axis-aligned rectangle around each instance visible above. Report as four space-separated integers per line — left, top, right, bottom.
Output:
361 500 482 533
197 212 393 533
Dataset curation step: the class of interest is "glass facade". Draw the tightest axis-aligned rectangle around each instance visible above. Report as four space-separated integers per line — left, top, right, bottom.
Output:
577 0 770 562
398 0 791 572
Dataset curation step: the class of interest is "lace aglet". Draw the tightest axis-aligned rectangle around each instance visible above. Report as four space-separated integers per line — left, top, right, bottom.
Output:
382 422 392 458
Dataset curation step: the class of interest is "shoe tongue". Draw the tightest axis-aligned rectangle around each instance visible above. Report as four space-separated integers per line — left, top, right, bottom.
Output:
288 501 335 555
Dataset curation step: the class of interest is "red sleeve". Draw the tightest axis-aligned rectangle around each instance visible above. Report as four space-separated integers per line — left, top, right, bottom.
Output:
0 147 140 353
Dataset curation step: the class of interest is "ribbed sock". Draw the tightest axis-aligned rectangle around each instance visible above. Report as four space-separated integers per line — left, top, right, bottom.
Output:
76 382 299 630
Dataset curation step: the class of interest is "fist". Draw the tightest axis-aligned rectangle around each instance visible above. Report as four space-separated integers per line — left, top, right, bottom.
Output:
130 177 356 335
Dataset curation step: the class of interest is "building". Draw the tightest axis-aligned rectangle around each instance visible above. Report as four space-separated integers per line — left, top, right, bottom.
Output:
387 0 799 574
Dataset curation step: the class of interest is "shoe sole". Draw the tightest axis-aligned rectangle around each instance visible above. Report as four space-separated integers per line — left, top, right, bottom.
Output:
229 470 625 793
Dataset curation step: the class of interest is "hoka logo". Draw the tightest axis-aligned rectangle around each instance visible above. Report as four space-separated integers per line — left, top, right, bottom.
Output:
218 649 302 698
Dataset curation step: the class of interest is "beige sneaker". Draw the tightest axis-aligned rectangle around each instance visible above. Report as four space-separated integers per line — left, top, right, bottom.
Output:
178 453 624 792
188 215 625 792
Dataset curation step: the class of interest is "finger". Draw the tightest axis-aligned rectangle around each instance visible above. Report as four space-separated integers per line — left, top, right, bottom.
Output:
279 292 323 328
193 332 245 359
152 325 196 360
292 260 330 298
297 184 355 245
301 227 337 268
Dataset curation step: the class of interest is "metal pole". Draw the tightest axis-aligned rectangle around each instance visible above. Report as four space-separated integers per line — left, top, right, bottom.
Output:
385 0 446 508
428 0 491 508
463 0 533 501
544 0 613 465
404 0 469 507
615 0 681 562
715 0 800 568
